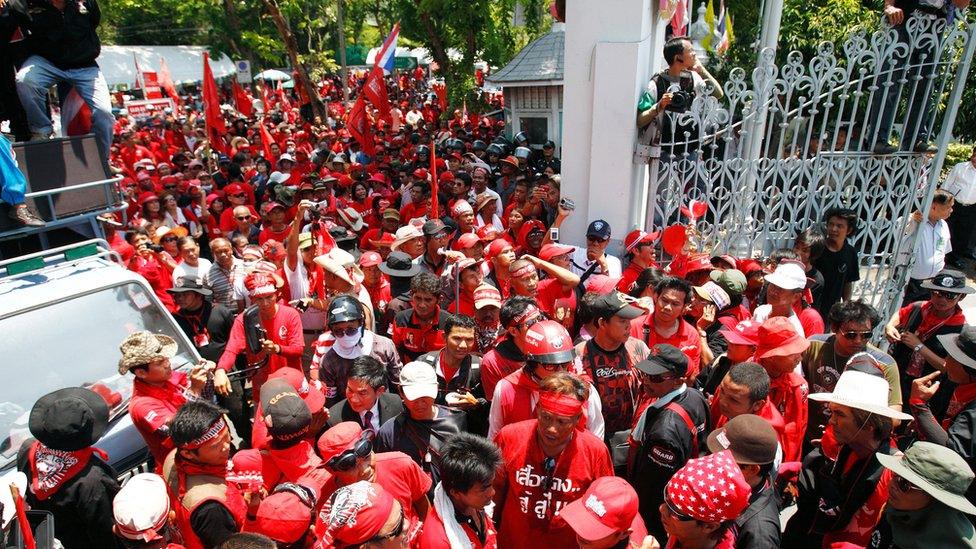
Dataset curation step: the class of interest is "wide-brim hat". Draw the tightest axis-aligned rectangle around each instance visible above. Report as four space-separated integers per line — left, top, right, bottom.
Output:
390 225 424 251
152 225 189 244
118 332 178 375
337 207 365 232
379 251 422 277
314 251 355 288
808 370 912 420
938 325 976 371
876 442 976 515
167 278 213 296
29 387 110 451
921 269 974 295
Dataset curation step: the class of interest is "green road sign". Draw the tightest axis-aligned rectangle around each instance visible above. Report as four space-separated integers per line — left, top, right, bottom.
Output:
394 56 418 70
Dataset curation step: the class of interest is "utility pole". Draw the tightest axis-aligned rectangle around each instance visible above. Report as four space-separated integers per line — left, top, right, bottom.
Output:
337 0 350 104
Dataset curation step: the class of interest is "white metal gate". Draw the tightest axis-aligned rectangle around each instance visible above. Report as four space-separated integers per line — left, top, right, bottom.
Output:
643 13 976 323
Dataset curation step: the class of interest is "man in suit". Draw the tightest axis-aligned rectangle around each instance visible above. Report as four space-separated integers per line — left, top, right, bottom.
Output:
326 355 403 432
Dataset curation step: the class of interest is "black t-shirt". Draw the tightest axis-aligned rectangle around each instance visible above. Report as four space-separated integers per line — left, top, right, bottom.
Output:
813 242 859 318
191 501 239 548
894 0 951 21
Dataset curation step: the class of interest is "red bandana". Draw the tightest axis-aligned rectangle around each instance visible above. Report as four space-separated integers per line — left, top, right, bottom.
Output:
28 441 108 501
538 391 584 417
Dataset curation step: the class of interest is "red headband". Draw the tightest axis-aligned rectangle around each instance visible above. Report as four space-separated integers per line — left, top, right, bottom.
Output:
512 305 541 327
510 264 537 279
539 391 584 417
180 417 227 449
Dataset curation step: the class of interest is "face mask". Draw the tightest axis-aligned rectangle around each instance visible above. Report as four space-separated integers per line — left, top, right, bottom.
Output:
334 332 362 351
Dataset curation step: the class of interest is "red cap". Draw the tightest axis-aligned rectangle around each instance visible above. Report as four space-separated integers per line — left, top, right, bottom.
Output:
718 318 761 346
484 239 513 262
255 491 314 544
661 224 688 257
244 272 278 298
685 253 714 274
261 239 287 263
558 477 639 541
439 171 455 182
412 168 429 180
453 233 481 251
224 183 245 196
738 258 763 275
755 317 810 358
517 219 546 246
665 450 751 522
317 422 362 462
260 201 285 216
318 482 395 546
358 251 383 267
584 274 623 295
539 243 574 262
624 229 660 252
137 192 159 207
227 448 264 490
268 367 325 415
477 224 500 241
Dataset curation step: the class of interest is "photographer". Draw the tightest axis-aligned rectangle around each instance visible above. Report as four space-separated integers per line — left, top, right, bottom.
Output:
637 37 723 157
126 228 178 313
285 199 331 372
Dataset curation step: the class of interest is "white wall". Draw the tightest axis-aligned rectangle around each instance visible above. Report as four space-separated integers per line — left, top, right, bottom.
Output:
560 1 667 253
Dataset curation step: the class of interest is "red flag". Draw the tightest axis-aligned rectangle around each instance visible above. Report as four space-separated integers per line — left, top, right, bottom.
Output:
158 56 181 106
316 227 337 255
10 484 36 549
276 81 292 111
362 65 391 122
432 82 447 111
232 81 253 118
261 84 272 112
202 53 227 153
62 87 92 136
346 95 375 155
429 139 439 219
259 121 276 163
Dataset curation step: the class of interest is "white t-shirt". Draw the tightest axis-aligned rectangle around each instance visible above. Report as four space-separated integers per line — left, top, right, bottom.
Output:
910 219 952 280
172 258 212 286
569 246 622 277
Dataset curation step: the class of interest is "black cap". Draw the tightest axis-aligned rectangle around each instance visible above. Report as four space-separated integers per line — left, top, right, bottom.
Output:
259 379 311 442
423 218 448 237
592 292 646 320
167 278 213 296
586 220 611 240
379 251 422 277
29 387 109 451
635 344 688 377
921 269 974 295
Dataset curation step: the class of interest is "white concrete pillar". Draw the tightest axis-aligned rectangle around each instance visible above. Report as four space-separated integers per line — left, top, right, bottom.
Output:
560 0 667 252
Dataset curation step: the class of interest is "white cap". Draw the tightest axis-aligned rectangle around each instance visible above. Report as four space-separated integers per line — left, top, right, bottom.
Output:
278 153 296 163
763 260 808 291
398 361 439 401
269 171 291 185
113 473 170 541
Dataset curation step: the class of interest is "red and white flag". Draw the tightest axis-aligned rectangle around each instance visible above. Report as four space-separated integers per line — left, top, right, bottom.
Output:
158 57 181 106
62 87 92 136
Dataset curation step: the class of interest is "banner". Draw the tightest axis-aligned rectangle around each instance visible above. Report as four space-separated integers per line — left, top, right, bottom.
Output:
142 71 163 99
124 98 175 118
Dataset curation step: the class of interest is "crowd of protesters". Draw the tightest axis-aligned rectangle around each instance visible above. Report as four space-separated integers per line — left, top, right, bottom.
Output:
5 7 976 548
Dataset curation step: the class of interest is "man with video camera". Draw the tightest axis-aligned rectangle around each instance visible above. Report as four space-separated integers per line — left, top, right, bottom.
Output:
637 37 723 158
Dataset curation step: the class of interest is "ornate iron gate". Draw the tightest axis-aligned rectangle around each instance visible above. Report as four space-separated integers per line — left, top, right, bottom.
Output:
643 13 976 324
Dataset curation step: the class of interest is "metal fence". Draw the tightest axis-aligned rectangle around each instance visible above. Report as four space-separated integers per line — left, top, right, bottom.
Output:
641 12 976 323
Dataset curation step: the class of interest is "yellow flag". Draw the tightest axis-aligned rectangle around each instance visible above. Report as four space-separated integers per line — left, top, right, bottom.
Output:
703 0 716 51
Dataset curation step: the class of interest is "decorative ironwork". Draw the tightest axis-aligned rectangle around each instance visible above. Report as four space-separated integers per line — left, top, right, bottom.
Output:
640 13 976 324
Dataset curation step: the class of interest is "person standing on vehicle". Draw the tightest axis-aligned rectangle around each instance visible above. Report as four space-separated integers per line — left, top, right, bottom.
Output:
18 387 121 549
120 331 211 468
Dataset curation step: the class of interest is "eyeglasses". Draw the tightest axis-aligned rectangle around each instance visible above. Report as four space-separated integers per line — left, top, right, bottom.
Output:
326 432 373 472
368 508 405 542
664 495 695 522
229 193 246 198
892 474 923 493
161 236 178 243
331 326 360 337
841 330 873 340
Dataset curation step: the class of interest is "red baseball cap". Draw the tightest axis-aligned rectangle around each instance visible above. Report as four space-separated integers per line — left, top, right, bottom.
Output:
227 448 264 490
754 317 810 358
685 254 714 274
319 482 395 546
539 243 574 262
665 450 750 522
268 367 325 415
738 259 763 275
317 421 363 462
224 183 245 196
719 318 761 346
358 251 383 268
412 168 429 180
477 225 500 242
584 274 623 295
254 490 314 543
624 229 660 252
557 477 640 541
453 233 481 251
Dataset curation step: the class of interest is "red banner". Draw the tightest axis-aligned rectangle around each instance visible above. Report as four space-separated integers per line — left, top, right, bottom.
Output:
362 65 391 123
202 53 227 153
142 71 163 99
346 95 375 155
233 81 253 118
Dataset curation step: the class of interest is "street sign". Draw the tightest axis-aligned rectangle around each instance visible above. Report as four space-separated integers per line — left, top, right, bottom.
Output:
236 60 252 83
394 56 418 70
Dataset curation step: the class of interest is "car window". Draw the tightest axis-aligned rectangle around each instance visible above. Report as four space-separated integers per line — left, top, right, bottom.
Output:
0 282 194 470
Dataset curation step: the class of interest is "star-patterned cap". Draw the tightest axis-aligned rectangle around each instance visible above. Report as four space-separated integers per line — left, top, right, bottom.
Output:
664 450 751 523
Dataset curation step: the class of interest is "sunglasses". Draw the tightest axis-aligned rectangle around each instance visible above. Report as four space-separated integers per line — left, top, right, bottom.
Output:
161 236 178 243
542 457 557 495
841 330 873 340
665 495 695 522
533 362 569 373
326 432 373 472
236 215 251 221
892 474 923 493
933 290 961 299
331 326 360 337
368 508 405 542
163 185 178 190
229 193 246 198
586 235 609 243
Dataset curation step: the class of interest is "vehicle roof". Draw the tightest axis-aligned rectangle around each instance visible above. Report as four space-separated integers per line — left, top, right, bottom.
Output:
0 256 147 319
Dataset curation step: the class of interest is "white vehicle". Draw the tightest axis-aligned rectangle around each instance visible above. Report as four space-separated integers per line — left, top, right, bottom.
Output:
0 239 201 472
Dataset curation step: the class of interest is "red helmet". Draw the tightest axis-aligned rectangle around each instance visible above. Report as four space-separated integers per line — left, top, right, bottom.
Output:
523 320 576 365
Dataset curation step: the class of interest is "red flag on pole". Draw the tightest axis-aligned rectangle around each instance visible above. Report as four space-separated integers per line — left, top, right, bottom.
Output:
202 53 227 153
232 81 253 118
276 81 292 111
432 82 447 112
158 56 181 106
62 87 92 136
362 65 392 123
346 95 375 155
10 484 36 549
259 121 276 163
429 139 439 219
133 53 144 90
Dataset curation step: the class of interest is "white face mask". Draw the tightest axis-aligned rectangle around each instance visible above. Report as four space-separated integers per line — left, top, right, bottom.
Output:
334 331 362 351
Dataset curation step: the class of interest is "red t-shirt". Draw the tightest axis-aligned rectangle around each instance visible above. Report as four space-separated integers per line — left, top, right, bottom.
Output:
630 316 702 378
532 278 574 317
129 372 189 467
258 224 291 245
400 201 428 222
480 339 524 400
493 420 614 548
766 371 809 463
418 504 497 549
219 205 259 233
320 452 432 524
217 304 304 392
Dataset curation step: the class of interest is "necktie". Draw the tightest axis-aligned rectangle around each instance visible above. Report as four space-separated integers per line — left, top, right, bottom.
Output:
363 410 374 432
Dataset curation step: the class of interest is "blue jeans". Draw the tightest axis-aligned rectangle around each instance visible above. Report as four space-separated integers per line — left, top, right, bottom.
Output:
15 55 113 161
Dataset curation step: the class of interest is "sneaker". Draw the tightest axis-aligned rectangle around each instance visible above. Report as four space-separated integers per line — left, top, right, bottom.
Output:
872 142 898 155
9 205 45 227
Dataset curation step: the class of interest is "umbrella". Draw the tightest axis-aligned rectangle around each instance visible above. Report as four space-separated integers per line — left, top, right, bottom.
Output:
254 69 292 81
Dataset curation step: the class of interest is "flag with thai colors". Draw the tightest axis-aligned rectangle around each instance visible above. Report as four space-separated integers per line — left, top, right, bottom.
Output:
375 23 400 74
